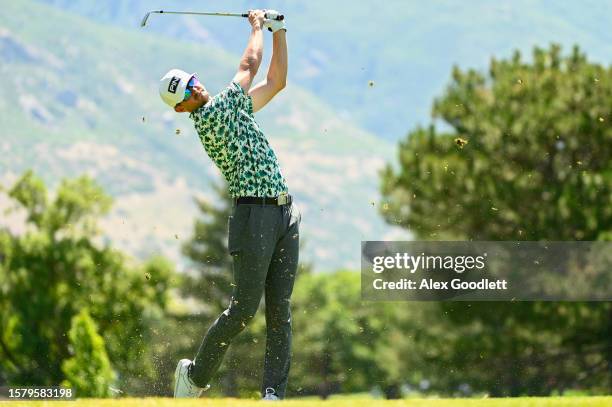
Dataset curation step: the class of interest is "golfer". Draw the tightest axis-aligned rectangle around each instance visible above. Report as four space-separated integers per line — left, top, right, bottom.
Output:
158 10 299 401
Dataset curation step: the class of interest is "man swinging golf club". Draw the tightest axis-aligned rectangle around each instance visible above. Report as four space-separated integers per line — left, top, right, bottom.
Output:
158 9 299 401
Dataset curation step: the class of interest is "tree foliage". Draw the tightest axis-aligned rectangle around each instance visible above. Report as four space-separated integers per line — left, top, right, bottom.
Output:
289 271 441 399
61 309 115 397
0 171 174 395
381 44 611 241
380 44 612 396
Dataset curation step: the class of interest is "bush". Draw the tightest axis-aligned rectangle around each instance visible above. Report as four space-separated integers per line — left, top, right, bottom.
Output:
61 309 115 397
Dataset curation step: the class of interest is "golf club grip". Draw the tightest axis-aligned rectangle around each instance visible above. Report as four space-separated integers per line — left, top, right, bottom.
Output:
242 12 284 20
268 13 284 21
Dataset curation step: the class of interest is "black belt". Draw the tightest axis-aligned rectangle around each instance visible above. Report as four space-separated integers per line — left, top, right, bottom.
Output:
235 194 292 206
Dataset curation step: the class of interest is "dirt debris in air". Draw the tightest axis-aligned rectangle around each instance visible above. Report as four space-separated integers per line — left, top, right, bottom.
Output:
175 128 181 135
455 137 468 148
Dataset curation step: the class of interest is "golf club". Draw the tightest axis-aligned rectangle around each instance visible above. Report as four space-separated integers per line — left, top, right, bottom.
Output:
140 10 284 27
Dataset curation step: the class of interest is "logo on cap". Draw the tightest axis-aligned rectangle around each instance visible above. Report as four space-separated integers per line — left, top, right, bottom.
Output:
168 77 180 93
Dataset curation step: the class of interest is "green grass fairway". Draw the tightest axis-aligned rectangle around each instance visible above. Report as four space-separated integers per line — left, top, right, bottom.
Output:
2 397 611 407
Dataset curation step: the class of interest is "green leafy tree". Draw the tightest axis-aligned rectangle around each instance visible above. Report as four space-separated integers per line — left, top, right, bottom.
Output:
61 309 115 397
290 271 361 398
0 171 174 395
290 271 394 398
380 44 612 395
360 301 443 399
290 271 436 399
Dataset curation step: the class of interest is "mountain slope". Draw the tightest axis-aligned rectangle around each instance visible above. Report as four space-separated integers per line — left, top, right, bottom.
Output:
35 0 612 140
0 1 399 271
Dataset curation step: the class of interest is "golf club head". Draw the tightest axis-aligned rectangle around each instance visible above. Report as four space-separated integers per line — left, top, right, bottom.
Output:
140 12 151 27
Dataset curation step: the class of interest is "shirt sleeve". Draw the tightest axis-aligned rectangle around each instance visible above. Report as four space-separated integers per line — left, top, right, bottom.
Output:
226 81 254 115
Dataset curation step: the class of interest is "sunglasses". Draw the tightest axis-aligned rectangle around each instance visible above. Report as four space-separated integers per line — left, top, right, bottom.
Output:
183 75 200 101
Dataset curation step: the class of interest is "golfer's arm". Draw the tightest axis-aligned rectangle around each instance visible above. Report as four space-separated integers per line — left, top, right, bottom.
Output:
233 26 264 91
249 30 287 113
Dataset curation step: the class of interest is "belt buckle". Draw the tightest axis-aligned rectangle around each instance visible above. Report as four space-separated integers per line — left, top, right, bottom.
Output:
277 193 288 205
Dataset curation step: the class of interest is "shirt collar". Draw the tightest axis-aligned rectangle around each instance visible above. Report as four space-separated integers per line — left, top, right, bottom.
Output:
189 98 213 120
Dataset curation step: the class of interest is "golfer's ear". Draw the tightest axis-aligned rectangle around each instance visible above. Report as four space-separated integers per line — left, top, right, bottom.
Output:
174 104 185 113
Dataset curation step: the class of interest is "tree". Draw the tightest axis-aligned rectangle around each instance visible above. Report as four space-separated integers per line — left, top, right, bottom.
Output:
289 270 439 399
61 309 115 397
382 44 611 242
380 44 612 395
0 171 174 395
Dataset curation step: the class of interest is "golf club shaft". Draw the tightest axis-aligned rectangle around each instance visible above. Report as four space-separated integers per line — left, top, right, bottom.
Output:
141 10 284 27
154 10 249 18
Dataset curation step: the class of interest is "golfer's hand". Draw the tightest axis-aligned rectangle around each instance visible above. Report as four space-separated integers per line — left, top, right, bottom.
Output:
248 9 265 30
263 10 286 33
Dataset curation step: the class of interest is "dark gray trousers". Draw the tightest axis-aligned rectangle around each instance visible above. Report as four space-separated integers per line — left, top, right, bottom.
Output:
190 200 301 399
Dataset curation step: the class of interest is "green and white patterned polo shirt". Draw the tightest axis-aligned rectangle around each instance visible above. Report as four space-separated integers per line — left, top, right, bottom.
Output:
189 81 289 198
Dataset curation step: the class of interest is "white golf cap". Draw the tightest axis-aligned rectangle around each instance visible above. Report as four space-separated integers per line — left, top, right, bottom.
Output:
159 68 194 108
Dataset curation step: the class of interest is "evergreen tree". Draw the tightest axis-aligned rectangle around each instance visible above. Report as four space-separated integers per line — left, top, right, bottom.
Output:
380 44 612 395
61 309 115 397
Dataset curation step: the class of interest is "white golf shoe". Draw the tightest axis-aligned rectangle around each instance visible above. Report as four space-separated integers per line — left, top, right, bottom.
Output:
173 358 209 398
262 387 280 401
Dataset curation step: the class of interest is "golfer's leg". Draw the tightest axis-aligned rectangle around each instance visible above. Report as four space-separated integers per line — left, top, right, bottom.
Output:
262 204 300 399
190 205 277 388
